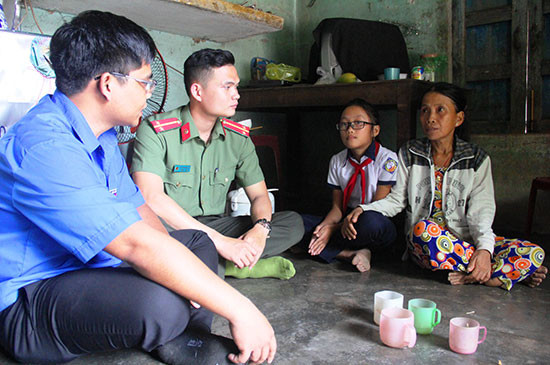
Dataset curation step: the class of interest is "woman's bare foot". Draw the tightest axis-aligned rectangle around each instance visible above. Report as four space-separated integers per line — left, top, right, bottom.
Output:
523 266 548 288
336 248 372 272
448 272 502 287
448 271 475 285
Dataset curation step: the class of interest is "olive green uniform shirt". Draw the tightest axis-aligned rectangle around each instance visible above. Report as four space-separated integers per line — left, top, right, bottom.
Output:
131 105 264 217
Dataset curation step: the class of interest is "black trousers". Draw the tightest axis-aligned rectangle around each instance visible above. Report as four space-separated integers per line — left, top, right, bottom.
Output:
300 210 397 262
0 229 217 364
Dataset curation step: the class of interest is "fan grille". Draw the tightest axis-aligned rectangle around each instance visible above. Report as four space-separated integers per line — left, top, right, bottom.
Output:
116 49 168 144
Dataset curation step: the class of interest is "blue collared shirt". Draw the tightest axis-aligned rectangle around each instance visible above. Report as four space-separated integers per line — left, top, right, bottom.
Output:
0 90 144 311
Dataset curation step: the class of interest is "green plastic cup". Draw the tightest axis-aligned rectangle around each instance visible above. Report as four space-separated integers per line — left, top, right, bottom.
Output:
408 298 441 335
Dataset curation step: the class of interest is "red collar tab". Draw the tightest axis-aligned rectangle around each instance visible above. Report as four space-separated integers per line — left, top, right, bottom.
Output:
150 118 182 134
221 118 250 137
181 123 191 142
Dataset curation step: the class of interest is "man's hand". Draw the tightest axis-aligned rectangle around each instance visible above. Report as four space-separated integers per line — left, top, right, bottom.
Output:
240 224 269 268
341 207 364 240
467 249 492 283
227 305 277 364
216 236 259 269
107 221 277 364
309 223 338 256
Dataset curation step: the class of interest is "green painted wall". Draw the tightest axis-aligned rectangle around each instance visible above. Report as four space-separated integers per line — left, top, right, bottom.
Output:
471 134 550 236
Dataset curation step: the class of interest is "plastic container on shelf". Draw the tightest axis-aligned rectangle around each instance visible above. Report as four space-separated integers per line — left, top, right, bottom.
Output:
265 63 301 83
420 53 446 82
421 53 437 82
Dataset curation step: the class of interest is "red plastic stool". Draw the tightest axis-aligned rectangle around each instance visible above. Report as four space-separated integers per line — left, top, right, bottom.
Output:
250 135 283 188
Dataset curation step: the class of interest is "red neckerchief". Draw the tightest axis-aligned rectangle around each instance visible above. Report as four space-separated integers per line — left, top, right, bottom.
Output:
342 142 380 211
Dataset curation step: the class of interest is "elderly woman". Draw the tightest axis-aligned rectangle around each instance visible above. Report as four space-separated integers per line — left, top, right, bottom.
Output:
343 82 547 290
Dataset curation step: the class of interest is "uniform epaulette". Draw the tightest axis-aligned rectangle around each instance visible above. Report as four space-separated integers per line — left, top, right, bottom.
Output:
221 118 250 137
149 118 182 134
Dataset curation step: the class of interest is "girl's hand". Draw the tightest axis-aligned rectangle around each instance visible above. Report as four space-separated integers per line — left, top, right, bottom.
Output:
341 207 363 240
309 224 337 256
467 249 492 283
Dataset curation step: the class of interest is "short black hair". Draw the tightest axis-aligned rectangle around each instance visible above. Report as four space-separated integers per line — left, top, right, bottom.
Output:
343 98 380 125
183 48 235 96
49 10 156 96
423 82 468 139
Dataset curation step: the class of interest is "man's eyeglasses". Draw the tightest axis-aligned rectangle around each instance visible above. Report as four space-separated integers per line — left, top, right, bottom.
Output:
336 121 377 131
95 72 157 94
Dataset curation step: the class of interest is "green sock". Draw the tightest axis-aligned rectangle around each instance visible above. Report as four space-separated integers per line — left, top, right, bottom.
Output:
225 256 296 280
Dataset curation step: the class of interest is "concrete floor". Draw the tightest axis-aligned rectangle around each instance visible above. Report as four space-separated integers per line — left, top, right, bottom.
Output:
1 235 549 365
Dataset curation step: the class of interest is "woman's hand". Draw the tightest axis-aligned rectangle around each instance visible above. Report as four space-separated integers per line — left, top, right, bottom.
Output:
467 249 492 283
341 207 364 240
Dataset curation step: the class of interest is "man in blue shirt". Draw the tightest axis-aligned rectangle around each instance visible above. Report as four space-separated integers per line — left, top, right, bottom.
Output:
0 11 276 365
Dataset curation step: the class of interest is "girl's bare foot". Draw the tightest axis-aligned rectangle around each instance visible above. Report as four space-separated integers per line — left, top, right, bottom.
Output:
523 266 548 288
336 248 372 272
351 249 372 272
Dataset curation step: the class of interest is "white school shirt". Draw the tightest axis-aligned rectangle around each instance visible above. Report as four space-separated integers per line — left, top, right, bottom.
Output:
327 143 398 209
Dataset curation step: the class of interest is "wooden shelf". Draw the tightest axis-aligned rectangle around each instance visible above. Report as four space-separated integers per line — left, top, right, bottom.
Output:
238 79 432 147
32 0 284 43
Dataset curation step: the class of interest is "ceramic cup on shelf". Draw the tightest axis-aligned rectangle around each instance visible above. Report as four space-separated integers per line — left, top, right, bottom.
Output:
373 290 403 325
449 317 487 354
384 67 400 80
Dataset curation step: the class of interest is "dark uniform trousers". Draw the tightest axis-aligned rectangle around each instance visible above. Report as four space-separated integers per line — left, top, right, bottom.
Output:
0 230 217 364
197 211 304 277
300 210 397 263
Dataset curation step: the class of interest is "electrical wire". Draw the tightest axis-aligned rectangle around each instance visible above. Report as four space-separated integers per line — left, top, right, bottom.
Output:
165 62 184 76
27 0 43 34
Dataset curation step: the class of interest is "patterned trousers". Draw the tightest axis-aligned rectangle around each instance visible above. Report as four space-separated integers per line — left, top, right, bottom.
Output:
410 219 545 290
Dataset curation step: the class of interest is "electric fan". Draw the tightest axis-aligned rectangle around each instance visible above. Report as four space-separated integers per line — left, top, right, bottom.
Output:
116 48 168 144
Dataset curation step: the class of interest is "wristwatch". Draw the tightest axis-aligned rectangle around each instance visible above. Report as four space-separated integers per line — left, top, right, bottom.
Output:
254 218 272 234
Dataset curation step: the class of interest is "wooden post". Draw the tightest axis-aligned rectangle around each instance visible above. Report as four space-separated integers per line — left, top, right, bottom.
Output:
511 0 529 133
527 1 543 132
452 0 466 87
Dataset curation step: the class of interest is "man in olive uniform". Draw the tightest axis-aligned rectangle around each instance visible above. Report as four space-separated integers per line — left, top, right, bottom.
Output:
131 48 303 278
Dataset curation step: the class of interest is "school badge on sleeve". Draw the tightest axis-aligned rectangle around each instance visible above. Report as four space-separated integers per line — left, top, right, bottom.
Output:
384 158 398 173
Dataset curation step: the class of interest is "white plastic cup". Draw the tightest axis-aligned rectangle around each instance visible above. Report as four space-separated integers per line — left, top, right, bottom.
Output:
374 290 404 325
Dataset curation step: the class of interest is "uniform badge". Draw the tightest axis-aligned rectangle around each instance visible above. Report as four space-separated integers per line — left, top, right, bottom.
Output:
181 123 191 142
173 165 191 173
384 158 398 173
221 118 250 137
150 118 182 133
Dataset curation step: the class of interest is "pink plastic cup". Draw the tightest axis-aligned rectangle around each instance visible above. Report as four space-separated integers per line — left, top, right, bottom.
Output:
379 307 416 348
449 317 487 354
